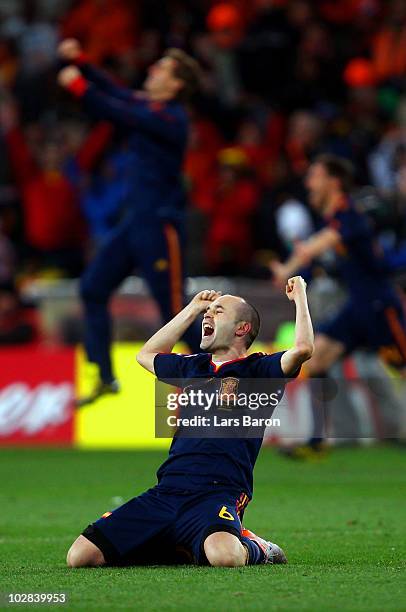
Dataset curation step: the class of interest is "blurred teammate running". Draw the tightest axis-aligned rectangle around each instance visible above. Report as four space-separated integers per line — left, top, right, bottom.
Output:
58 39 201 405
271 154 406 457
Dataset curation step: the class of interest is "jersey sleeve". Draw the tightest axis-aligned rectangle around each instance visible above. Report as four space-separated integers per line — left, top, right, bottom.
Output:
79 63 135 102
153 353 192 382
329 209 369 244
81 86 187 145
253 351 300 379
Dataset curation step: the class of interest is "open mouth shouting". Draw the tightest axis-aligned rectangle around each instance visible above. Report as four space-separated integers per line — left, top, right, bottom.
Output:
203 322 214 337
201 318 215 347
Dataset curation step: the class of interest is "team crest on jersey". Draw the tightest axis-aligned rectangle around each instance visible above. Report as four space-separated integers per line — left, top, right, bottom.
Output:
219 377 239 409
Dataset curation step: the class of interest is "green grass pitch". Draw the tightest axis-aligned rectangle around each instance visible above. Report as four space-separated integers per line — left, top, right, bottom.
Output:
1 446 406 611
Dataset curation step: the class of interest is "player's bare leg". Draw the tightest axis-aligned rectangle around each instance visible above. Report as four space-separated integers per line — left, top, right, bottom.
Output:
204 531 287 566
204 532 247 567
66 535 106 568
305 334 345 376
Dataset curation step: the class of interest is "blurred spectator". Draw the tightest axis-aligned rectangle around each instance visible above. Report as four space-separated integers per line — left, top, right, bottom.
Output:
2 0 60 120
286 20 342 110
319 0 380 25
370 147 406 248
14 0 58 77
237 0 310 104
202 147 260 274
285 111 324 176
235 119 273 186
184 117 224 211
0 280 36 344
1 103 88 275
206 3 245 50
344 58 377 89
198 3 245 108
0 222 15 285
368 128 406 195
0 39 18 88
78 145 129 249
253 154 305 263
371 0 406 84
60 119 122 249
0 215 35 344
62 0 138 64
0 0 406 282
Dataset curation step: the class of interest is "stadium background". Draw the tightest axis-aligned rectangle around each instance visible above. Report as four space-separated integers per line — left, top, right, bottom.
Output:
1 0 406 447
0 2 406 610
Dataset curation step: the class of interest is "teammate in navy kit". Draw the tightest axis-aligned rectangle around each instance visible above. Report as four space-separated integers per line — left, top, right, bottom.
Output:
66 278 314 567
271 154 406 457
57 39 202 405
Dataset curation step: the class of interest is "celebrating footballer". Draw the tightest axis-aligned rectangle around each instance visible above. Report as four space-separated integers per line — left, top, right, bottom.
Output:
67 277 313 567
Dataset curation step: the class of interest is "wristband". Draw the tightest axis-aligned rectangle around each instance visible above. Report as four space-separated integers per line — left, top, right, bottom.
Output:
67 75 88 97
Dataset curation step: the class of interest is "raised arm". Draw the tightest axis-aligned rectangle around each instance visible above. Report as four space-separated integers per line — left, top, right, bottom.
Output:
58 39 135 102
280 276 314 376
136 290 221 374
0 101 38 186
57 66 187 145
79 63 135 102
270 227 341 283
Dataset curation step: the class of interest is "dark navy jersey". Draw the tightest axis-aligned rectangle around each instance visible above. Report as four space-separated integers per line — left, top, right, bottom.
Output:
153 351 296 498
79 63 188 224
326 198 398 304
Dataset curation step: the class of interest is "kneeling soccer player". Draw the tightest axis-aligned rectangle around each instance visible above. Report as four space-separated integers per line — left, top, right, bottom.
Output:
67 277 314 567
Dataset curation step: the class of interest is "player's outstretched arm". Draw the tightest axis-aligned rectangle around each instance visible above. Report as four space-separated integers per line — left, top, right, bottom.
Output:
281 276 314 376
58 39 134 102
136 290 221 374
57 65 186 143
270 228 341 284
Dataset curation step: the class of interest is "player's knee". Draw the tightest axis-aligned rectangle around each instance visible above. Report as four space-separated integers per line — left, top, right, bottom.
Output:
66 536 105 568
204 532 246 567
66 546 83 568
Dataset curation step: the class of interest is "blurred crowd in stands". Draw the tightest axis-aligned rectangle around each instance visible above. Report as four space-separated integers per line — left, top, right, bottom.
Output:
0 0 406 341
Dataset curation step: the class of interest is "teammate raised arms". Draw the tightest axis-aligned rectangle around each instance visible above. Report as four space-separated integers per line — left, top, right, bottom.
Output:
67 279 313 568
57 39 202 406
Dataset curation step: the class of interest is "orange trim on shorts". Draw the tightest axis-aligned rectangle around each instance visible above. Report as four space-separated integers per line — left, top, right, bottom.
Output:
236 492 250 517
385 307 406 361
164 223 183 315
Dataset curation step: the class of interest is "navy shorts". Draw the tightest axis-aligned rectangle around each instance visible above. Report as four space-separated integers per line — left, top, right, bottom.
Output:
317 298 406 368
82 485 250 566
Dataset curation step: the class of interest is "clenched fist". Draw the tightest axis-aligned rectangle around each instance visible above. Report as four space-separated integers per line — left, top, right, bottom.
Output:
58 38 82 61
286 276 307 301
190 290 222 313
57 65 81 88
